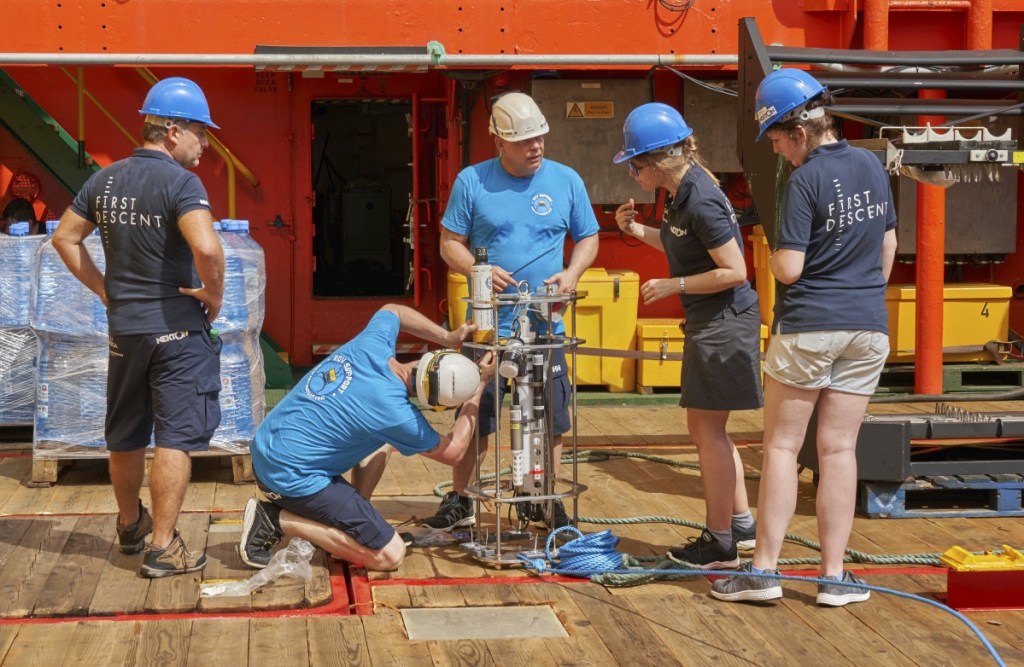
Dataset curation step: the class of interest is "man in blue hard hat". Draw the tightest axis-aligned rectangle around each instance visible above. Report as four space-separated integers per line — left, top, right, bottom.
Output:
53 76 225 578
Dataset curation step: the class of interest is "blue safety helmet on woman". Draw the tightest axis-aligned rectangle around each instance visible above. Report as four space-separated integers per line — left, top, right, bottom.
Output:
612 102 693 163
139 77 220 129
754 68 825 141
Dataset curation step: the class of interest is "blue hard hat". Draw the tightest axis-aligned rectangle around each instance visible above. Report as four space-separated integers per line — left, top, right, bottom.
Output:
139 77 220 129
612 102 693 163
754 68 825 141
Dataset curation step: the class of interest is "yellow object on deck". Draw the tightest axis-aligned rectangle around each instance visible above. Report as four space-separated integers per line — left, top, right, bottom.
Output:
565 268 639 393
635 318 768 391
940 544 1024 572
750 225 774 328
886 283 1011 363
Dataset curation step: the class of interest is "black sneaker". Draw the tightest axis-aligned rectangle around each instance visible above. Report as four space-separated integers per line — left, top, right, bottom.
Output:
732 521 756 552
666 529 740 570
710 562 783 603
421 491 474 531
116 500 153 554
239 497 283 569
141 531 207 578
547 498 574 529
817 571 871 607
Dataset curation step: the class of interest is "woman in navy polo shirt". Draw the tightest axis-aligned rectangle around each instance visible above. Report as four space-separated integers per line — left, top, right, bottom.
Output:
613 103 763 570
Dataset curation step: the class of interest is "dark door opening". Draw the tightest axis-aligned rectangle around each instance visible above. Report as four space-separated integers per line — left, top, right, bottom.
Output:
311 99 413 297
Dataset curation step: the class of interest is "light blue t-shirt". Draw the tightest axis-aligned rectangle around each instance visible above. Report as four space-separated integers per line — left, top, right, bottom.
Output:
441 158 599 337
250 311 440 497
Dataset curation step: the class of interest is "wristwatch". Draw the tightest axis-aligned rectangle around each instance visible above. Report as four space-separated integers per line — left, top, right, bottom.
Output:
678 276 686 294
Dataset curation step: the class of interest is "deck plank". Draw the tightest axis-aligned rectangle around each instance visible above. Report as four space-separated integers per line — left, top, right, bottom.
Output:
247 618 310 666
427 639 495 667
0 516 76 618
33 514 113 616
130 619 192 666
514 582 621 666
0 621 77 665
361 607 435 666
624 584 791 665
186 617 250 667
69 619 139 665
198 513 252 614
563 583 684 666
308 616 371 665
0 457 30 509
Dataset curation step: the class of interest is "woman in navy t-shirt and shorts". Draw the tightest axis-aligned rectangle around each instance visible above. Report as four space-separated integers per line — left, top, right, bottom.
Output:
712 69 898 607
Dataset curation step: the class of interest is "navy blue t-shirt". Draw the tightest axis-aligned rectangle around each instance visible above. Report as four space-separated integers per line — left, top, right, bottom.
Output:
662 167 759 323
774 140 897 334
70 148 211 335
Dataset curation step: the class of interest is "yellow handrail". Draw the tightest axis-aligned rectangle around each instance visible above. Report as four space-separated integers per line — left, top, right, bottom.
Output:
59 66 140 149
135 67 260 217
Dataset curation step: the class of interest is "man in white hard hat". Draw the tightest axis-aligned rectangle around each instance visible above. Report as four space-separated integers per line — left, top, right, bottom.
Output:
240 304 495 571
434 91 600 531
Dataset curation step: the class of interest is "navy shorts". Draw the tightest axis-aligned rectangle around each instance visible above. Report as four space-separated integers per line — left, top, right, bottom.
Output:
476 345 572 437
106 328 222 452
258 475 395 550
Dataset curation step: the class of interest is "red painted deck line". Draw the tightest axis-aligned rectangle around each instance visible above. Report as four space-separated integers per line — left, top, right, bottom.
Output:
0 451 31 459
369 574 609 587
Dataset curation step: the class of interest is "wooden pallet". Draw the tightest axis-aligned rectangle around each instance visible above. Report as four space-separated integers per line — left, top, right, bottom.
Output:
859 473 1024 518
29 450 255 487
875 362 1024 394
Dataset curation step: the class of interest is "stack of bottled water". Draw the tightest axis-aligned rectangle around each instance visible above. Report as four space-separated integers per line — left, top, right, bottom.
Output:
0 222 46 426
211 219 266 451
30 221 109 449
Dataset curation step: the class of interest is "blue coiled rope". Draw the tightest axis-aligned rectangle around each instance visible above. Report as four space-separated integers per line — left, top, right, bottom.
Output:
518 528 1006 667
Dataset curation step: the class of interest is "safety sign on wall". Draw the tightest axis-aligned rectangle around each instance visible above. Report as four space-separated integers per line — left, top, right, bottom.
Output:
565 101 614 119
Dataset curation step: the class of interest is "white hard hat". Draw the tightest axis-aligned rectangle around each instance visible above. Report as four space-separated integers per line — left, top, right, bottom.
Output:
489 92 549 142
415 350 481 409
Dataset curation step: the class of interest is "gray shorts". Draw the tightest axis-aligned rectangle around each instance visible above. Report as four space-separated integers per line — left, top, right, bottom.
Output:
679 305 764 411
764 330 889 395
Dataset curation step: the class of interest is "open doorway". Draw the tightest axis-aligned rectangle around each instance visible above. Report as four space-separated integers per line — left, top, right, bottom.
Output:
310 99 413 297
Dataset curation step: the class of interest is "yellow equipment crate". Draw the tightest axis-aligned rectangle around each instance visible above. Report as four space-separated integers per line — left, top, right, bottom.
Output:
636 318 768 392
751 225 775 328
886 283 1011 362
564 268 639 393
450 268 640 392
447 271 470 331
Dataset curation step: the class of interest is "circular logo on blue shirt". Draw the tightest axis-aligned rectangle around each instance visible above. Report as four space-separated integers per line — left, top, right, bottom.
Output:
305 354 353 401
531 193 554 216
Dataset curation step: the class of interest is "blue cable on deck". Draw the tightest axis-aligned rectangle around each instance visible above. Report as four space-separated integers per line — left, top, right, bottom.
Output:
519 527 1006 667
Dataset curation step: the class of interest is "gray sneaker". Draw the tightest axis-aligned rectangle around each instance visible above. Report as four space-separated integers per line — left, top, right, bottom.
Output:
817 571 871 607
710 562 782 603
141 531 207 578
116 500 153 554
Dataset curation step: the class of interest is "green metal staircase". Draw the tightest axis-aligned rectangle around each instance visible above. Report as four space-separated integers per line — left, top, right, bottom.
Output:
0 69 101 194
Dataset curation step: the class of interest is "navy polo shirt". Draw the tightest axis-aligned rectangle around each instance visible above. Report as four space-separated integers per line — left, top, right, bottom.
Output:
662 167 759 323
71 148 211 335
774 139 898 334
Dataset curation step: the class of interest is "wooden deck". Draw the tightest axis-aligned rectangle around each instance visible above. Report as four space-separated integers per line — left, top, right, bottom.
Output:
1 401 1023 666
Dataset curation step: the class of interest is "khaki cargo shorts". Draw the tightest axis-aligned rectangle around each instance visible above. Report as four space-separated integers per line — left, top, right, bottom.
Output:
764 329 889 396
